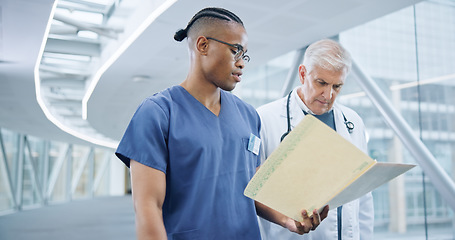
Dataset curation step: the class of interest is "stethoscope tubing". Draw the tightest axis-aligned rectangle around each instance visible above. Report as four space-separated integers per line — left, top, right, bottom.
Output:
280 90 354 142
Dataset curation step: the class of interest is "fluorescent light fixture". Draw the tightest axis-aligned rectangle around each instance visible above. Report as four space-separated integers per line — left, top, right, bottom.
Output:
82 0 178 120
34 1 118 149
71 11 104 25
132 75 152 82
89 0 115 5
339 91 366 100
77 30 99 39
389 73 455 91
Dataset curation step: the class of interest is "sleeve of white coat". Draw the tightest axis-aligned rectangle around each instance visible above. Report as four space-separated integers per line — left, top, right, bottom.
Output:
357 112 374 239
359 192 374 239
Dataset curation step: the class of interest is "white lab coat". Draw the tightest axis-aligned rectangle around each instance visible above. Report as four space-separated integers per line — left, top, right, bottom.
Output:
256 88 374 240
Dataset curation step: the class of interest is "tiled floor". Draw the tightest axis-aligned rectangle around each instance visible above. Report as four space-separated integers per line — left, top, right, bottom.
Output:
0 195 136 240
0 195 453 240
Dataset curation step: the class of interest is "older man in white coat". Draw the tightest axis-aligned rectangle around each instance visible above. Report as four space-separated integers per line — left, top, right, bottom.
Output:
257 39 374 240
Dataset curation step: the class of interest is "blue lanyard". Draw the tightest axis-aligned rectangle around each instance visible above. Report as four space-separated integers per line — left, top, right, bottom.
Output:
337 205 343 240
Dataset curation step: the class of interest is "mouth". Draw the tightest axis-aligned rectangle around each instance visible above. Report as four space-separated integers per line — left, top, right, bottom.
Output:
232 72 242 82
316 99 330 105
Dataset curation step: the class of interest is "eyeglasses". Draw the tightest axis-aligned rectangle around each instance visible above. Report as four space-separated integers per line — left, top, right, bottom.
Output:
206 37 250 63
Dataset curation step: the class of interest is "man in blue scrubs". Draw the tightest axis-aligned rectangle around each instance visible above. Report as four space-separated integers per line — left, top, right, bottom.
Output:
116 7 328 239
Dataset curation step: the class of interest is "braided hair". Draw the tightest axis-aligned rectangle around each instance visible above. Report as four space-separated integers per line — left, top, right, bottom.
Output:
174 7 244 42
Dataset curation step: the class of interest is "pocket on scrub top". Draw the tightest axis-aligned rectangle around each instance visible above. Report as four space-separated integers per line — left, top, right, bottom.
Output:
242 137 258 173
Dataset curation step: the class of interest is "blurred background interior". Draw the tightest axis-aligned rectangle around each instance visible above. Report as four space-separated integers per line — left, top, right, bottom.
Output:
0 0 454 239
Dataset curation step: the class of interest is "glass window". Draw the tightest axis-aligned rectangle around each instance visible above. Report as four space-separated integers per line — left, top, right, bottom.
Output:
72 145 92 199
93 148 110 196
48 142 70 203
340 0 455 238
235 51 297 107
238 0 455 238
0 129 16 212
0 128 123 211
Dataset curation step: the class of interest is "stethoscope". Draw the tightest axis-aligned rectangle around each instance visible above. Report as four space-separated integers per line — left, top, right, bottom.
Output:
280 90 355 142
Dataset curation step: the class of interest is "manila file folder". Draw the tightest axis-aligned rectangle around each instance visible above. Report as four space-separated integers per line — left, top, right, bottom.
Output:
244 115 415 221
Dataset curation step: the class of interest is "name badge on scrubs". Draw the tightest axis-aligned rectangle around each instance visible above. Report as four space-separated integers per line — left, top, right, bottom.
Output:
248 133 261 155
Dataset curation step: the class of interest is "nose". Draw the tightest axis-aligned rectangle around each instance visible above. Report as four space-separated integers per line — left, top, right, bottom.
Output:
322 86 333 100
235 58 245 69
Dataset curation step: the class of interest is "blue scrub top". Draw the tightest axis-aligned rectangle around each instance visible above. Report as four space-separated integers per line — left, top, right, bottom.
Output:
116 86 262 240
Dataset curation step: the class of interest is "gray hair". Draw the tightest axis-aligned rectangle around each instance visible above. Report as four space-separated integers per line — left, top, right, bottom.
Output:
302 39 352 74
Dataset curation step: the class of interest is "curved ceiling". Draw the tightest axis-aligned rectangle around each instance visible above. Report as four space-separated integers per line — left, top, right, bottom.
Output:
0 0 422 148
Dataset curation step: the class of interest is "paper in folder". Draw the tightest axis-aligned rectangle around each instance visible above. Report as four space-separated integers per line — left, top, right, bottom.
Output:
244 115 415 221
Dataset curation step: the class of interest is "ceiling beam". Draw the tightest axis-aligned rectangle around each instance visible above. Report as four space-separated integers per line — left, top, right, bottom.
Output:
45 38 100 57
41 78 86 89
53 12 120 39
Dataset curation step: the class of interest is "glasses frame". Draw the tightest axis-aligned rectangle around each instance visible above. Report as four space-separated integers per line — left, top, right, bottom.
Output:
206 37 250 62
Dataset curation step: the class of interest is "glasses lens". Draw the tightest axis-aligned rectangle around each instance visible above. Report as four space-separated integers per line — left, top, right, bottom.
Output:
234 50 250 62
234 50 242 61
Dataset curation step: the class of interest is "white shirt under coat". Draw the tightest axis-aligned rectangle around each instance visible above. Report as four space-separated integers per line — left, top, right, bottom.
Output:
256 87 374 240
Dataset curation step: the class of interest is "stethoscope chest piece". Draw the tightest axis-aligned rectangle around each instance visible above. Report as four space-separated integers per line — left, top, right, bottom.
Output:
345 120 354 133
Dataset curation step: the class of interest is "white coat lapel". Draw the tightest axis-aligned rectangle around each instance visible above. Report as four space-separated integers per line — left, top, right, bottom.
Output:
289 90 306 130
279 97 288 120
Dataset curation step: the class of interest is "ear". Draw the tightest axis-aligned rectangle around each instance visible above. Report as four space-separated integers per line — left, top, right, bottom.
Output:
298 64 307 84
195 36 209 56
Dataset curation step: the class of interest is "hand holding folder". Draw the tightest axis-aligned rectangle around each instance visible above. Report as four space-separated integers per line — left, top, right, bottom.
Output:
244 115 415 221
